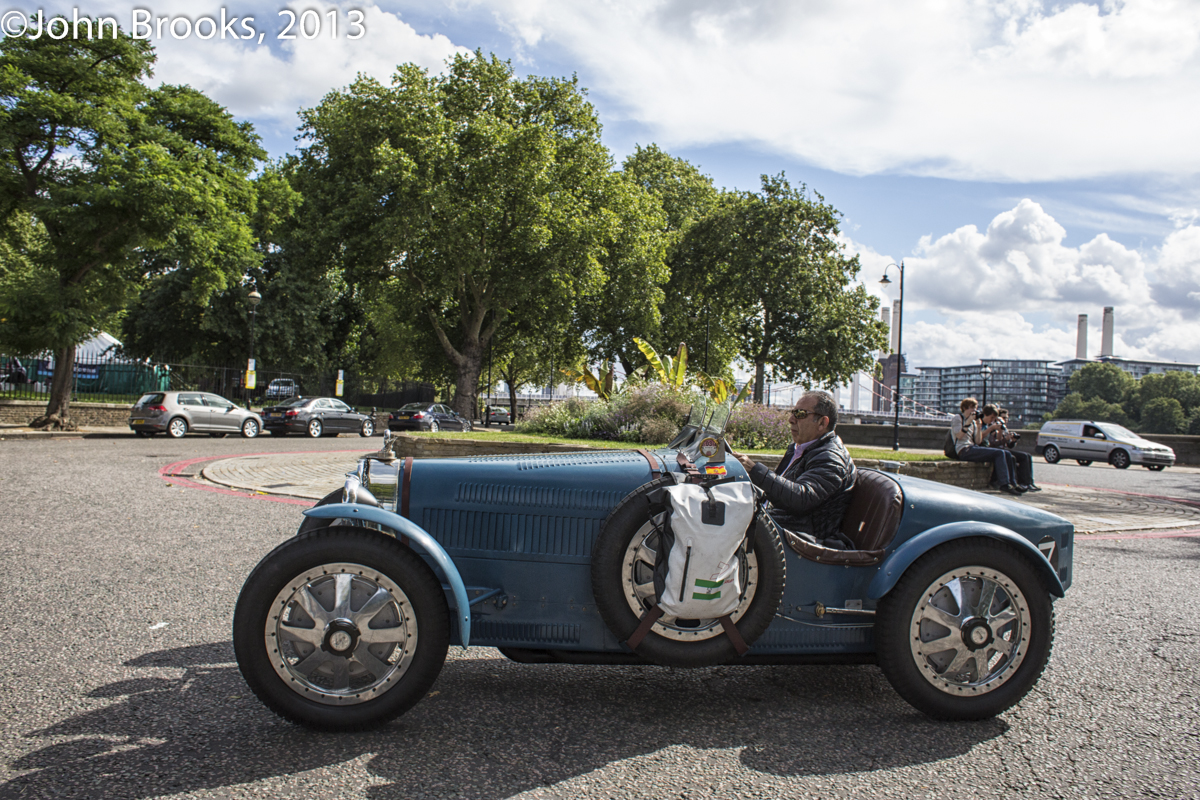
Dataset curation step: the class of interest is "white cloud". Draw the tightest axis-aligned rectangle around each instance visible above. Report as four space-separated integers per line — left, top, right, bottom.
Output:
855 199 1200 366
444 0 1200 181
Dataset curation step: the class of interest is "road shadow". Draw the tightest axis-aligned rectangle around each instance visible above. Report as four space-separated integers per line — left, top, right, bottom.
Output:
4 643 1008 800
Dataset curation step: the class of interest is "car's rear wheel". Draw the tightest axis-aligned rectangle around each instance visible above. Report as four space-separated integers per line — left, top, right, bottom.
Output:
233 528 450 731
876 538 1054 720
428 420 439 433
308 419 323 438
1075 459 1092 466
461 420 471 433
1041 445 1060 464
167 417 188 438
1109 449 1131 469
591 478 785 668
360 419 375 437
242 419 260 438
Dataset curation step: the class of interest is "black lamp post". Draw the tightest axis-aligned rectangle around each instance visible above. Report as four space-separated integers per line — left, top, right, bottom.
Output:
247 288 261 398
879 261 905 451
980 363 992 410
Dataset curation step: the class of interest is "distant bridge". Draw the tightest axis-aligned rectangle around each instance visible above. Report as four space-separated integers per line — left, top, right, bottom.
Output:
841 409 952 426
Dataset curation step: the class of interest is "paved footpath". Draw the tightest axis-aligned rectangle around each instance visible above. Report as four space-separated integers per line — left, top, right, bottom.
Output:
199 449 1200 537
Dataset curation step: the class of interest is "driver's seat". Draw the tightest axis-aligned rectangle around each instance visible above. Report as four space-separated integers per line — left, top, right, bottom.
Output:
779 468 904 566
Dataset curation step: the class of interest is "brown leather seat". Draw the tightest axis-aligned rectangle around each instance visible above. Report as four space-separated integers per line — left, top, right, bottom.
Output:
775 468 904 566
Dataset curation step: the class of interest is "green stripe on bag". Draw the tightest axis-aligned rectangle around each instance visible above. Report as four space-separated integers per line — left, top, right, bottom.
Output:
691 591 721 600
694 578 723 588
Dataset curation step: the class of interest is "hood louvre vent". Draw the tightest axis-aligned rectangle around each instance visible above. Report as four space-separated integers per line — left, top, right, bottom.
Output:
461 452 645 470
455 482 623 512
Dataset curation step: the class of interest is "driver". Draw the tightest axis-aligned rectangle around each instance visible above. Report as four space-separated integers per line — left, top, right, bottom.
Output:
729 390 857 549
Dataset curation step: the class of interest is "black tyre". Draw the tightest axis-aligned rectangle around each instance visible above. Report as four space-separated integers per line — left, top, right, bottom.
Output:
591 477 786 668
308 419 323 438
232 527 450 731
242 419 260 438
1075 459 1092 466
1109 449 1131 469
876 537 1054 720
167 417 188 438
360 419 375 437
297 488 345 536
1042 445 1060 464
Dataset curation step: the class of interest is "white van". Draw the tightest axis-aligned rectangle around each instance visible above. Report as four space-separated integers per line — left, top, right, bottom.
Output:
1036 420 1175 470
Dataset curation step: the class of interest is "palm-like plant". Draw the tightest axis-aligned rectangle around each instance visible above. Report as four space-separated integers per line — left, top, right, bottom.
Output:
633 338 690 390
561 361 619 401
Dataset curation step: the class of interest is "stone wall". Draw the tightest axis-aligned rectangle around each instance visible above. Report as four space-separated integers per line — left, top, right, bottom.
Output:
0 400 133 426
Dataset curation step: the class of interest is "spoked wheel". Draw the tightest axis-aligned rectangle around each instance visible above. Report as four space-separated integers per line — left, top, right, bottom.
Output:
233 528 450 731
428 420 439 433
360 419 375 437
308 419 323 438
167 417 188 438
242 419 260 438
1109 449 1131 469
877 538 1054 720
591 478 785 667
1041 445 1060 464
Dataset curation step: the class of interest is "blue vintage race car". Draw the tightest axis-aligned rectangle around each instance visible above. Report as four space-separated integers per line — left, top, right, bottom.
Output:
233 401 1074 731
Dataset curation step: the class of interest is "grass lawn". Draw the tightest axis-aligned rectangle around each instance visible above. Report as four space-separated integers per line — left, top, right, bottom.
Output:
402 429 946 462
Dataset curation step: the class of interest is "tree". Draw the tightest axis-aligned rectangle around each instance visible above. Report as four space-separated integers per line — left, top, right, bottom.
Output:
676 174 886 402
0 26 263 427
1048 392 1131 427
1139 397 1185 434
1125 370 1200 423
1068 362 1132 404
294 52 612 417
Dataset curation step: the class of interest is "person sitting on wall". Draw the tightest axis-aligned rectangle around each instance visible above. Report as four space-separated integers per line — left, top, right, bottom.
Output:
987 407 1041 492
951 398 1025 495
729 389 858 549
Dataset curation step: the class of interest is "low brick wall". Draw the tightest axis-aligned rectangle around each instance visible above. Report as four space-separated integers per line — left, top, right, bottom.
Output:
389 433 992 489
0 399 132 426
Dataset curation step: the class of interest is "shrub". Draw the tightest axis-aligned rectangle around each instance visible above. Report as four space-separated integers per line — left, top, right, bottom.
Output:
514 384 698 443
726 403 792 450
639 416 678 444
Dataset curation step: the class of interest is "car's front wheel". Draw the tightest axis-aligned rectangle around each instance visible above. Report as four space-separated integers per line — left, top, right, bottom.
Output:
1109 449 1131 469
876 538 1054 720
242 419 260 438
167 417 189 438
360 419 375 437
308 419 323 438
1042 445 1060 464
232 528 450 731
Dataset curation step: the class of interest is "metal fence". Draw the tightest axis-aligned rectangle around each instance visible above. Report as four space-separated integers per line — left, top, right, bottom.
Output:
0 353 434 410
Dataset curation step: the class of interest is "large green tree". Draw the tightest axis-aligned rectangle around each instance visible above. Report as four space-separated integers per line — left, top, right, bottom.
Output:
1068 361 1133 404
676 174 886 401
295 52 613 416
0 25 263 427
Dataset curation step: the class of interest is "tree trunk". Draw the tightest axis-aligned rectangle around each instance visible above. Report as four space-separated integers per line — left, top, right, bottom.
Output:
452 344 483 421
33 345 78 430
753 361 765 405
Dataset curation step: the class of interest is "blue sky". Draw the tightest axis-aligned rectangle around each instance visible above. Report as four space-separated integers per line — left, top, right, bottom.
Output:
17 0 1200 373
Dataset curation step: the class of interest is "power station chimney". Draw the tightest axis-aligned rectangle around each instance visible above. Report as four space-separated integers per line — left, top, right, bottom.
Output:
1076 315 1088 359
1101 307 1114 357
880 307 890 356
891 300 902 354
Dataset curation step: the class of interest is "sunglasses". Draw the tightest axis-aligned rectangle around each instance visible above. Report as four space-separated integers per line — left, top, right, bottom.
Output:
788 408 822 421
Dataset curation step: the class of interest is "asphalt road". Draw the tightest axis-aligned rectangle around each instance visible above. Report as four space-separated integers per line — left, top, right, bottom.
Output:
1 436 1197 800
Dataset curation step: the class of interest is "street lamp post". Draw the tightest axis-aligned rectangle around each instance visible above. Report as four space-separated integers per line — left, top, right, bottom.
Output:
879 261 905 451
980 363 992 410
247 288 261 400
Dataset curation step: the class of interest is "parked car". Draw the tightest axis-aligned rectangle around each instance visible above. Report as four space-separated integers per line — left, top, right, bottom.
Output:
233 399 1074 731
1037 419 1175 470
387 402 472 433
261 396 376 438
263 378 299 401
129 391 262 438
484 405 511 425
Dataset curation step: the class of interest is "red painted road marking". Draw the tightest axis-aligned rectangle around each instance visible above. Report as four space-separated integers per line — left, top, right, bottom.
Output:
158 450 366 507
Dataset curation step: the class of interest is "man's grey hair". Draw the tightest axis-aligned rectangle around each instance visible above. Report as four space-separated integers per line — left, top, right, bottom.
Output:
803 390 838 429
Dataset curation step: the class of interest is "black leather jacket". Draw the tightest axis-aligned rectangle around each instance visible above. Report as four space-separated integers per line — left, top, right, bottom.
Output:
748 430 857 543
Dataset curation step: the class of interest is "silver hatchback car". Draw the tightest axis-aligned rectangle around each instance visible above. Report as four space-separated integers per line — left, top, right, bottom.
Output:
129 391 263 438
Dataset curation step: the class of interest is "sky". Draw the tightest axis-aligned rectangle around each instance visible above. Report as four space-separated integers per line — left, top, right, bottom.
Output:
10 0 1200 375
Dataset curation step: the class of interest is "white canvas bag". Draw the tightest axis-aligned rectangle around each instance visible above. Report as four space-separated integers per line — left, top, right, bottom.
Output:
657 481 757 619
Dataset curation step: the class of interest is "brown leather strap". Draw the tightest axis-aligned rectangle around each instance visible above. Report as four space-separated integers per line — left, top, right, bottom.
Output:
636 448 661 480
625 605 664 651
400 456 414 519
719 615 749 656
676 451 701 476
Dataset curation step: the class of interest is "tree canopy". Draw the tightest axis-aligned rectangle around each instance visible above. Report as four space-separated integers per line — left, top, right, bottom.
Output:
0 25 263 426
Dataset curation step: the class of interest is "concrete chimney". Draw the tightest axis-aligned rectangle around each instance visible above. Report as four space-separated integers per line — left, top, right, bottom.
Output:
1101 307 1114 357
1076 315 1088 359
880 307 891 356
891 300 902 354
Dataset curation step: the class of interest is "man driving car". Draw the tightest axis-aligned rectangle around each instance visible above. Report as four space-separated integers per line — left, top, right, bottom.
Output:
729 390 857 548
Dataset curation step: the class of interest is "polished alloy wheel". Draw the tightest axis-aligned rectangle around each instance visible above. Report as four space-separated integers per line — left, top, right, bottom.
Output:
242 419 260 438
360 419 374 437
909 567 1030 696
308 419 323 438
428 420 439 433
619 515 757 642
1042 445 1059 464
265 562 418 706
167 417 188 438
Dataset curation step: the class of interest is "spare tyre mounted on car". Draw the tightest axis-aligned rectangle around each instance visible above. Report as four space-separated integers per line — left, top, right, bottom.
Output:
592 475 786 667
